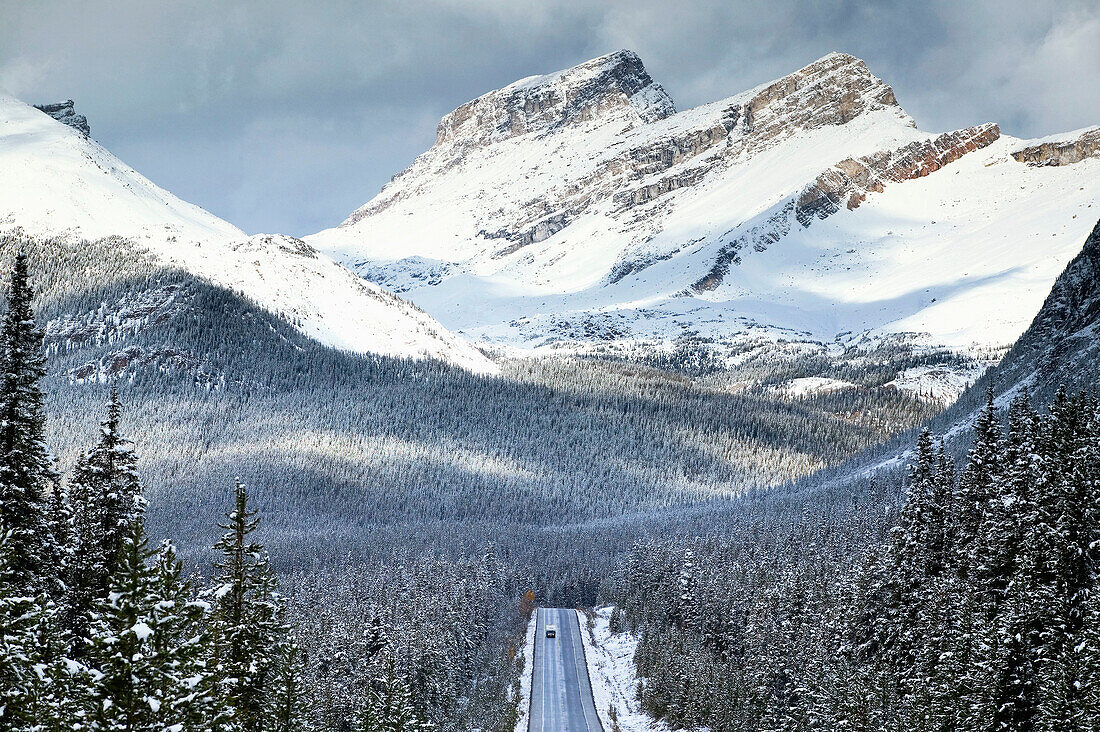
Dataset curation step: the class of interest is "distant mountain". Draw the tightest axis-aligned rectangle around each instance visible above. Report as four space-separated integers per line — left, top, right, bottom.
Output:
0 93 496 373
310 50 1100 359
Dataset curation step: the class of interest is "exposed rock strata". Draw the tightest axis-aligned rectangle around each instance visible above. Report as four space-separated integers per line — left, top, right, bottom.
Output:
692 124 1001 292
797 123 1001 224
1012 128 1100 167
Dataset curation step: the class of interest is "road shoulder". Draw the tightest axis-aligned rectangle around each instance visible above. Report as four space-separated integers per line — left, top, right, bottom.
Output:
514 608 537 732
576 607 671 732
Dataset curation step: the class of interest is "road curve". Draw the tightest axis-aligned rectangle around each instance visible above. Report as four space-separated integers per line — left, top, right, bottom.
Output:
530 607 603 732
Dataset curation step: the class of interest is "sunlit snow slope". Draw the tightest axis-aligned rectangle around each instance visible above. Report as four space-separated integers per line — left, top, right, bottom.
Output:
310 51 1100 355
0 94 496 373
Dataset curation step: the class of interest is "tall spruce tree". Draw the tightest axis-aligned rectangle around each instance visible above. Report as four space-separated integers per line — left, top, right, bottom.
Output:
0 531 39 729
0 253 58 592
357 658 433 732
268 639 315 732
85 520 163 732
209 479 288 732
149 539 233 732
65 388 145 655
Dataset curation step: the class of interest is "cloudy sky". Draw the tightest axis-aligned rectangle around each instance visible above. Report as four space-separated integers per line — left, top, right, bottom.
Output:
2 0 1097 237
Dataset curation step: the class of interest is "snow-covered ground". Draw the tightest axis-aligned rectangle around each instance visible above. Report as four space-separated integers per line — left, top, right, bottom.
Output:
513 609 538 732
577 607 669 732
772 376 858 398
886 362 988 404
0 93 497 374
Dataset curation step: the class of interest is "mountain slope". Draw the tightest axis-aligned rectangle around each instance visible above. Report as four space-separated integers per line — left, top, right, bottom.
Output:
961 216 1100 407
0 94 496 373
310 51 1100 357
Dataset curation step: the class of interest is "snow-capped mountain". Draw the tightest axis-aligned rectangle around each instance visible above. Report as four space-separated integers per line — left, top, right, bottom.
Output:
0 94 496 374
309 51 1100 357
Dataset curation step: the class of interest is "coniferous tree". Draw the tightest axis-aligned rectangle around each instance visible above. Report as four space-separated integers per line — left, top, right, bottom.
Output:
148 539 232 732
357 658 432 732
268 639 315 732
0 253 58 592
209 479 288 732
85 520 163 732
65 389 145 655
0 531 39 729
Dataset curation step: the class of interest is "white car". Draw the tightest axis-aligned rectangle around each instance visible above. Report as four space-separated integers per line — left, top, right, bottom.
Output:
545 624 557 638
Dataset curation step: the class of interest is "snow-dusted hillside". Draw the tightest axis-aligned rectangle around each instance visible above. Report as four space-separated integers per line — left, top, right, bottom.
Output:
309 51 1100 357
0 94 496 373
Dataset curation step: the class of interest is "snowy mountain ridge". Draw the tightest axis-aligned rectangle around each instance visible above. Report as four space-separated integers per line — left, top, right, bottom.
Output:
0 93 497 374
310 51 1100 359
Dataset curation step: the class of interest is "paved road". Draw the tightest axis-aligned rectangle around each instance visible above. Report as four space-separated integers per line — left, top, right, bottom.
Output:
530 608 603 732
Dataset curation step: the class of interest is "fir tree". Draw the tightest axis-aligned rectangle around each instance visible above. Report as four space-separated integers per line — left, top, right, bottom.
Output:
85 520 163 732
0 531 39 729
65 388 145 655
209 479 288 732
149 539 232 732
0 253 58 592
357 658 433 732
268 639 315 732
954 387 1003 576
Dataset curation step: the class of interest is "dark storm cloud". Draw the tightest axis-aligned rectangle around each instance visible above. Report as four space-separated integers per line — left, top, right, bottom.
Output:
1 0 1097 236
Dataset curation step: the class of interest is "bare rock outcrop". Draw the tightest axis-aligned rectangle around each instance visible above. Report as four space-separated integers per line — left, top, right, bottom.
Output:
1011 127 1100 167
434 49 675 151
797 123 1000 224
33 100 90 137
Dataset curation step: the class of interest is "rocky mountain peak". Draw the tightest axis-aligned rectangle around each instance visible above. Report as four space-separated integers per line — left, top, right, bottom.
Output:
738 52 903 140
433 49 674 151
33 99 90 137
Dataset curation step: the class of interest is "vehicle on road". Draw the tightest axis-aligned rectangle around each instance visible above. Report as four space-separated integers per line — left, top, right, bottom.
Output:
545 624 557 638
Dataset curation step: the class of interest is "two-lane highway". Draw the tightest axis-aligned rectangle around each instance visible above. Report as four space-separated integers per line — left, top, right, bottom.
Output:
530 608 603 731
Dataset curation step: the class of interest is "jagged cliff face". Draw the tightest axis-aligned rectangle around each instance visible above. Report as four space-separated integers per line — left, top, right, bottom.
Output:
987 218 1100 402
33 100 90 136
1011 127 1100 167
309 51 1100 357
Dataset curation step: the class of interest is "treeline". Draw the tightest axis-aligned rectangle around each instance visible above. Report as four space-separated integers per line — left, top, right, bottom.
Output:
617 388 1100 731
1 254 520 730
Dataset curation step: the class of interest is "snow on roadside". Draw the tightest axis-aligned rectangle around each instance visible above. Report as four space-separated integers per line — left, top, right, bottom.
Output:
513 609 537 732
577 607 670 732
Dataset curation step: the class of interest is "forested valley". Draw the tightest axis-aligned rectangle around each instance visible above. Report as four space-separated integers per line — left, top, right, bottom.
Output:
616 388 1100 730
2 220 1098 732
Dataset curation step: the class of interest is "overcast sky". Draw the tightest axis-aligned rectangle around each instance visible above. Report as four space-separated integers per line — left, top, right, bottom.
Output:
2 0 1097 237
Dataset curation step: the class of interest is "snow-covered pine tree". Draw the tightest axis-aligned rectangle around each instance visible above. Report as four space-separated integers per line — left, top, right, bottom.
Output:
208 479 287 732
975 390 1040 731
1030 389 1090 730
675 548 697 631
85 525 228 732
0 254 59 593
954 387 1003 572
149 539 233 732
267 639 315 732
0 531 40 729
945 390 1004 729
357 658 433 732
84 520 164 732
880 430 955 729
65 388 145 655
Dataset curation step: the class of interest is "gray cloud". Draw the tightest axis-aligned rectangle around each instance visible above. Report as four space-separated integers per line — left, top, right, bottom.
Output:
2 0 1097 236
